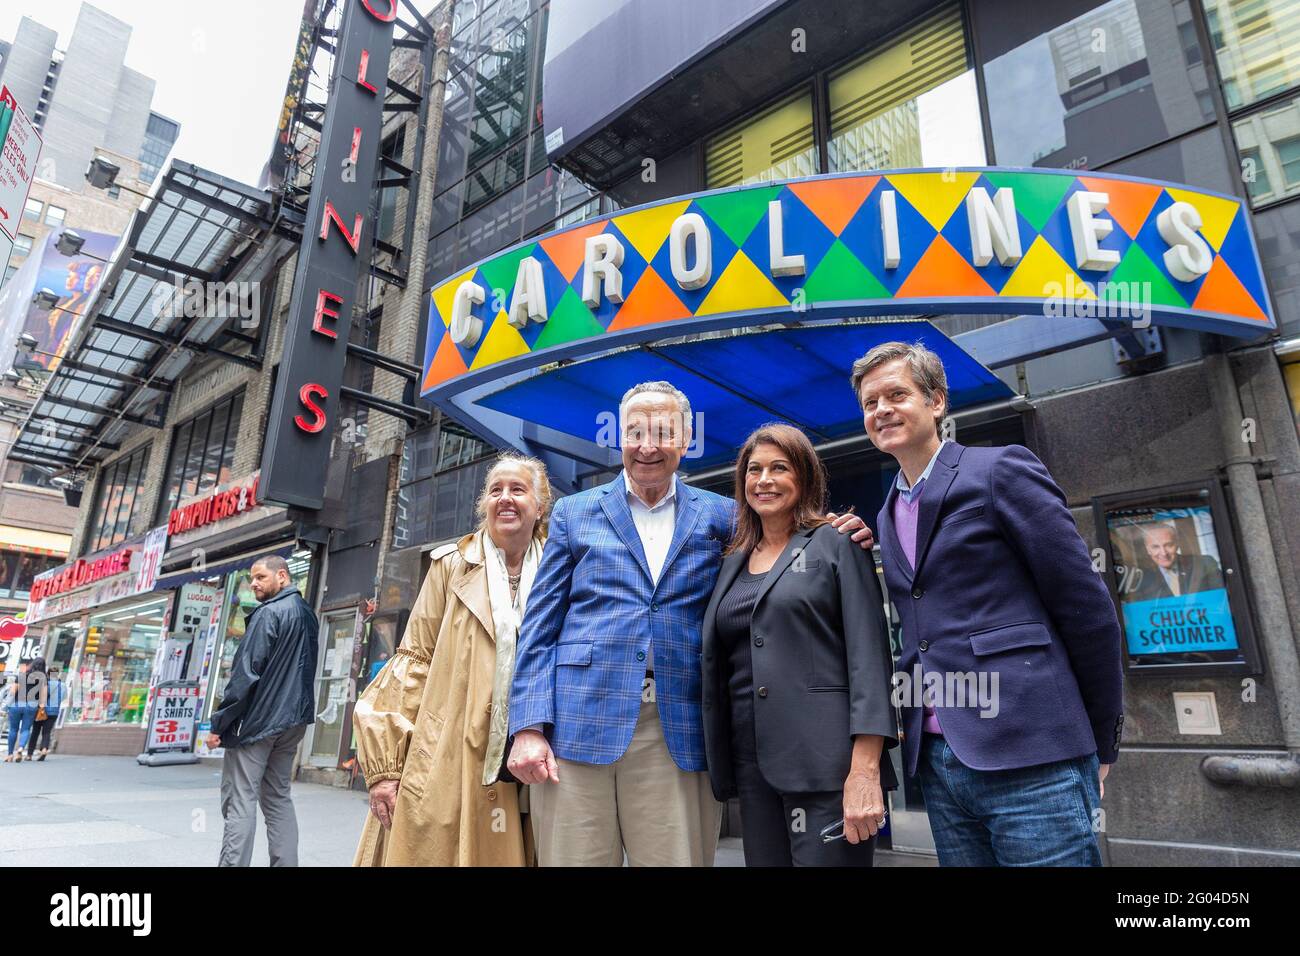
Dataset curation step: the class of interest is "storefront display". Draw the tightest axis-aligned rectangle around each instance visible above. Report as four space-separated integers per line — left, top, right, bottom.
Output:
66 596 170 725
197 548 314 721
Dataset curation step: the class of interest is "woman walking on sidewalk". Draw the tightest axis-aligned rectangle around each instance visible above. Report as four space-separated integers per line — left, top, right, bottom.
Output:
352 452 550 866
26 665 64 760
4 658 47 762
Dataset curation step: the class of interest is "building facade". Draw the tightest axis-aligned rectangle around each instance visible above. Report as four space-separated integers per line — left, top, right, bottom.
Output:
11 0 445 760
372 0 1300 865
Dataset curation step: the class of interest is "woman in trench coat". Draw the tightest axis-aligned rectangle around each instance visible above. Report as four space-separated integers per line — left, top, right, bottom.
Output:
352 452 551 866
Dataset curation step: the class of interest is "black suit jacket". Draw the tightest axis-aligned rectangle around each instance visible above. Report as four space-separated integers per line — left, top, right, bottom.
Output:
701 523 900 801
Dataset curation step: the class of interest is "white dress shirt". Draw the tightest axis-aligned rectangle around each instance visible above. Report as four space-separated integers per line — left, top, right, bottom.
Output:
625 471 676 674
624 471 676 586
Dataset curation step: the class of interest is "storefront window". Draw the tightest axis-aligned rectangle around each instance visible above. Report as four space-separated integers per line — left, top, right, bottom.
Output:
1204 0 1300 111
45 623 82 672
67 597 169 725
827 4 985 172
705 92 817 188
979 0 1214 169
202 549 312 720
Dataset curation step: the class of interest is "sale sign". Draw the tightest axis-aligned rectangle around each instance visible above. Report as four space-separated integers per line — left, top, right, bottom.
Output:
144 682 202 753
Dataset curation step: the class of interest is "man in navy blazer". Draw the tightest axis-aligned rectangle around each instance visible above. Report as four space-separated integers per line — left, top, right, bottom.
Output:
855 341 1123 866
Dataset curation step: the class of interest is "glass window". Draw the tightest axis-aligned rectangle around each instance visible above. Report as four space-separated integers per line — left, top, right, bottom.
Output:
705 92 817 189
67 597 169 725
0 551 19 599
158 391 244 516
1280 134 1300 183
1241 146 1273 200
463 138 528 213
1179 20 1203 66
378 126 407 242
979 0 1214 169
23 198 41 221
13 234 32 256
89 444 150 551
44 205 65 227
828 4 985 172
466 9 531 170
434 65 475 202
1232 94 1300 204
1204 0 1300 110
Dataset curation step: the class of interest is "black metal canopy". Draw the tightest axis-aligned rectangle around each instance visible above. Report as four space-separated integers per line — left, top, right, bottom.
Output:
10 160 277 474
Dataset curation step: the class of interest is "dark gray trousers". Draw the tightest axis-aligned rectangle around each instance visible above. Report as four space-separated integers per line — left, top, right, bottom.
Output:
218 724 307 867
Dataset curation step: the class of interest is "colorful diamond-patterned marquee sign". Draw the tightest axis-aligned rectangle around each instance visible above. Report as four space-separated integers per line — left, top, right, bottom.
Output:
422 168 1274 399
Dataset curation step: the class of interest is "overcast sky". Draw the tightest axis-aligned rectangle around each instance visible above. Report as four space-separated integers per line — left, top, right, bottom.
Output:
0 0 310 185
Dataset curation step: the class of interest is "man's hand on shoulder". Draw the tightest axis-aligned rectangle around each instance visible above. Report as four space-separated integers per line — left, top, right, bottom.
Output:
828 511 875 551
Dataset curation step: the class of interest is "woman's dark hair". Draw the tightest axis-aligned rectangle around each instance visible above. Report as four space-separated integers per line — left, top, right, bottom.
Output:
725 423 830 556
29 657 47 675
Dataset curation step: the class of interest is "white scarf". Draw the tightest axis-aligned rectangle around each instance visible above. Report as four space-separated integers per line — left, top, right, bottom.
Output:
481 528 541 785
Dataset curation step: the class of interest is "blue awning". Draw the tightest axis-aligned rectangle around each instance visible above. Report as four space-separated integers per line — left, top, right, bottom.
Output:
474 321 1012 471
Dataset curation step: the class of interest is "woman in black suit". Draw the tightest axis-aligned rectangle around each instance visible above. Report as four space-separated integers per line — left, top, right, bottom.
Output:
702 423 898 866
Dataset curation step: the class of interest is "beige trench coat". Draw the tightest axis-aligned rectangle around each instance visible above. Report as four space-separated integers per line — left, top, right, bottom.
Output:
352 531 535 866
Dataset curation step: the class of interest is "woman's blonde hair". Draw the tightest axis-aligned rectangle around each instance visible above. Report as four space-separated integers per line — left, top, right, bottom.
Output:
474 451 553 542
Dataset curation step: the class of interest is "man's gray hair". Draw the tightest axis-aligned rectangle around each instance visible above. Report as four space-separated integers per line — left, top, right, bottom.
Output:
619 381 693 434
1142 521 1179 539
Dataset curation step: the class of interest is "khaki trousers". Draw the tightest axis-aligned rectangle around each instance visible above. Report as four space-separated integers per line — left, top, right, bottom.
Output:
530 695 721 866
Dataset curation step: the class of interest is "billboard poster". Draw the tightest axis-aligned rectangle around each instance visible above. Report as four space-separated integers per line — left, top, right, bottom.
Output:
21 229 117 371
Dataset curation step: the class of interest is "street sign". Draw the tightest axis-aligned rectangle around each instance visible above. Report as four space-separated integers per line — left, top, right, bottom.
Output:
0 86 42 242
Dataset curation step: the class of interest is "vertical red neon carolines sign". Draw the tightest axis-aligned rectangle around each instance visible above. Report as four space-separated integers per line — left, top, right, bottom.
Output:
260 0 398 509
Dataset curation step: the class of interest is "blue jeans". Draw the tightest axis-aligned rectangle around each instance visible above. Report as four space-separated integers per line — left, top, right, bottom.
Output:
6 704 36 755
918 735 1102 866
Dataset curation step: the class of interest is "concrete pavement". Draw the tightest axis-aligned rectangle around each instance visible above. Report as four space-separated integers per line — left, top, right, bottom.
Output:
0 752 933 867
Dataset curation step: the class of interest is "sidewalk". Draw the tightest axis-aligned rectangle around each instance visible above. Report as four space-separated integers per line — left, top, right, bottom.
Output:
0 754 366 866
0 752 933 867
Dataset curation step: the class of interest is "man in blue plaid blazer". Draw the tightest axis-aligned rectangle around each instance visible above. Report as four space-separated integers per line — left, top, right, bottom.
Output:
508 382 872 866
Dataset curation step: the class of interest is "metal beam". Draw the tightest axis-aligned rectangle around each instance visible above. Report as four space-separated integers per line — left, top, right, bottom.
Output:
339 386 431 426
41 391 157 427
130 249 217 283
952 315 1119 369
346 341 420 380
9 447 86 467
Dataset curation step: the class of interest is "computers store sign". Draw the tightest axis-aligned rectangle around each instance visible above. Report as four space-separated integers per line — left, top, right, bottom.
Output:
167 472 281 550
421 168 1274 397
25 526 167 624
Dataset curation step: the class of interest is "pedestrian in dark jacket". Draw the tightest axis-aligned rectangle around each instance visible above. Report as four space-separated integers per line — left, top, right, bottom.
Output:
207 554 319 866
